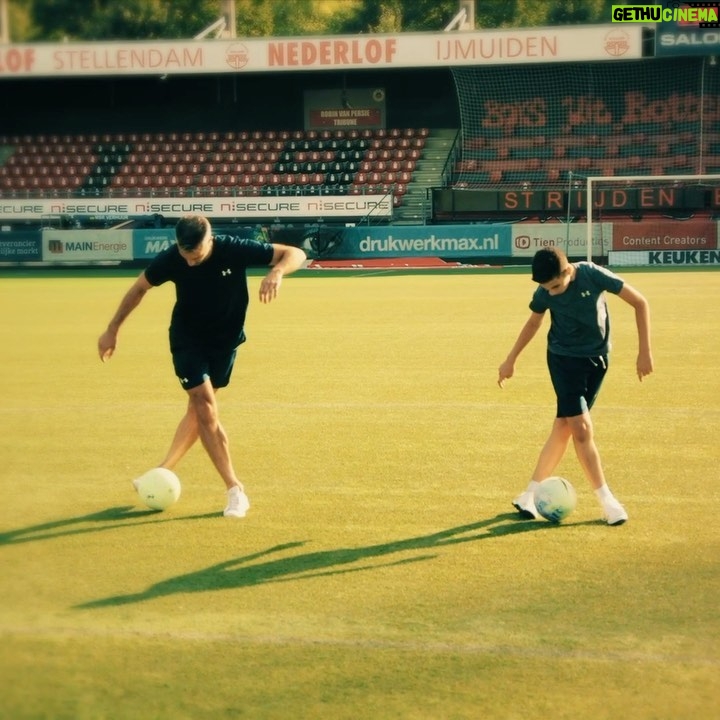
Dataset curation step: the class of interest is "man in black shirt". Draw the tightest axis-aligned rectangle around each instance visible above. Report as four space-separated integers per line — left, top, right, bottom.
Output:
98 214 306 518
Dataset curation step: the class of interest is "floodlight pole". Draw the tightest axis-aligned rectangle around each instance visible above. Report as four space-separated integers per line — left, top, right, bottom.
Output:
221 0 236 38
444 0 475 31
192 1 237 40
193 17 227 40
161 4 235 79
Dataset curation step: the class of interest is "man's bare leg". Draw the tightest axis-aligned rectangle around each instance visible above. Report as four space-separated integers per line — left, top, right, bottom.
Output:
186 380 243 492
159 398 199 470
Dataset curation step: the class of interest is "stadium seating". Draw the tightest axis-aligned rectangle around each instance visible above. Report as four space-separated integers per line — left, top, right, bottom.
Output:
454 94 709 188
0 128 428 203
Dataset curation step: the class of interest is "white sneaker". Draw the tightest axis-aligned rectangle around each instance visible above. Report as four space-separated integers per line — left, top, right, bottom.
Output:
223 486 250 518
603 497 628 526
512 490 539 519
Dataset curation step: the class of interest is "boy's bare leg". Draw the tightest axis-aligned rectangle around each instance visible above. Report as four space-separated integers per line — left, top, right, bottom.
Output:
531 417 572 481
567 412 627 523
566 413 606 490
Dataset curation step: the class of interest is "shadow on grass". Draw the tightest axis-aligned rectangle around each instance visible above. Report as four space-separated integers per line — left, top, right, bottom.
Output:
76 513 599 609
0 506 218 546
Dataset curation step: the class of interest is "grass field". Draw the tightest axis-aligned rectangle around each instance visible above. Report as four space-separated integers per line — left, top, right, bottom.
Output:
0 266 718 719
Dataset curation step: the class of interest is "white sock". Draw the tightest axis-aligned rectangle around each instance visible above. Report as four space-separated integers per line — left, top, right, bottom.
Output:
594 484 613 503
527 480 540 494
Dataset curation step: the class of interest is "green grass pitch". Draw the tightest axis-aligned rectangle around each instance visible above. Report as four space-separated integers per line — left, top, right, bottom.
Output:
0 267 718 719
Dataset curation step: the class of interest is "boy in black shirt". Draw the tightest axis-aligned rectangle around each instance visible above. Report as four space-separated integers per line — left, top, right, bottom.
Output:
498 248 653 525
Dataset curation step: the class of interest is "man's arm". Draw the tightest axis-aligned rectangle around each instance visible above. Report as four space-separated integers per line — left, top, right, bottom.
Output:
258 244 307 304
617 283 653 381
97 272 153 362
497 311 545 388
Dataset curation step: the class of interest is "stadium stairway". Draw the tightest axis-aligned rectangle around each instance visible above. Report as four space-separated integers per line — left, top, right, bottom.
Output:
392 128 457 224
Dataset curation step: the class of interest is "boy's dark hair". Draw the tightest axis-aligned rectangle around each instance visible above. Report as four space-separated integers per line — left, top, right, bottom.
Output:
175 215 211 251
532 247 568 284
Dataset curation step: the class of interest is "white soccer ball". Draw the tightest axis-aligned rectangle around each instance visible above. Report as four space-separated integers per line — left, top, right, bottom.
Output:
534 476 577 523
134 468 181 511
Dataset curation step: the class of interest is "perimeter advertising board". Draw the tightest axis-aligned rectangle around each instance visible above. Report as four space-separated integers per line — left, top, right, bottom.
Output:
132 229 176 259
132 226 266 259
336 224 512 259
511 223 610 257
610 249 720 265
612 218 718 251
42 229 133 262
0 232 42 261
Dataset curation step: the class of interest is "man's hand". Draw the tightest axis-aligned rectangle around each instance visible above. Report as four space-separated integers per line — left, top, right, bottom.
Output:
261 245 306 304
259 267 283 304
97 273 151 362
98 329 117 362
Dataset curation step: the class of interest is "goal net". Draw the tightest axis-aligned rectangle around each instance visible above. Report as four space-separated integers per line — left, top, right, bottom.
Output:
584 174 720 266
449 56 718 190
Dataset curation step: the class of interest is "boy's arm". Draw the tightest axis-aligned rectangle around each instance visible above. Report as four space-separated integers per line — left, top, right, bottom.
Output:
98 272 153 362
498 311 545 388
617 283 653 381
258 244 307 304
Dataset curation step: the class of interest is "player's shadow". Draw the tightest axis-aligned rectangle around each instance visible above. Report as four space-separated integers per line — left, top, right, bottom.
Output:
0 506 218 546
76 513 596 609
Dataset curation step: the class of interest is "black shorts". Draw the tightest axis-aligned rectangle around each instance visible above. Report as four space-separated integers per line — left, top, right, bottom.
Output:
547 350 608 418
171 345 237 390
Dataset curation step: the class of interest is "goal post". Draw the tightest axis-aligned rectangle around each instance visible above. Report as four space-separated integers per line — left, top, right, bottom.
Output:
585 174 720 265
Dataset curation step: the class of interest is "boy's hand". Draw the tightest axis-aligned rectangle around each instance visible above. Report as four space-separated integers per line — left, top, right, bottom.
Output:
497 359 514 388
637 351 654 381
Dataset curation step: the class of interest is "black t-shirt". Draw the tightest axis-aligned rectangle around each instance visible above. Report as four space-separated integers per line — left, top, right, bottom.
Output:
144 235 274 350
529 262 624 357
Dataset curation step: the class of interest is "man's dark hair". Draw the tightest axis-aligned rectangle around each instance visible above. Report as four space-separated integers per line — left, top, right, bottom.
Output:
532 247 568 284
175 215 211 251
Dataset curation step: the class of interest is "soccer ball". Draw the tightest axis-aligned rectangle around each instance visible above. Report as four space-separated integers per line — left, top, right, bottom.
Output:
534 476 577 523
134 468 181 511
